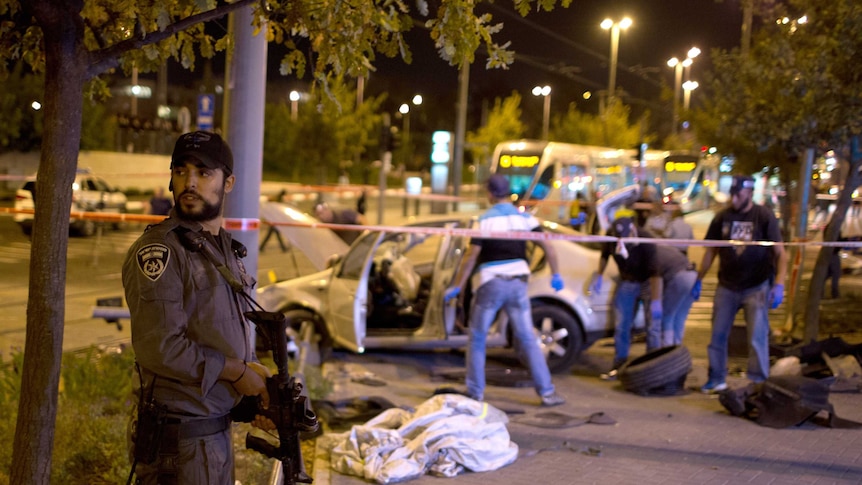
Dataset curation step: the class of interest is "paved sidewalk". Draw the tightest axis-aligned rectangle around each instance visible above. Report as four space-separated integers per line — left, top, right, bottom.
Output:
312 321 862 485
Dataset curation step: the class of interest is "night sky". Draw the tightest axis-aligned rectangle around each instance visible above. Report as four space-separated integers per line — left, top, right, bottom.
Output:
363 0 744 134
161 1 745 139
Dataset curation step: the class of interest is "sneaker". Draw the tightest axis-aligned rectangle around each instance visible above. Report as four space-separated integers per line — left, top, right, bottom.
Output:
700 380 728 394
540 392 565 407
600 368 619 381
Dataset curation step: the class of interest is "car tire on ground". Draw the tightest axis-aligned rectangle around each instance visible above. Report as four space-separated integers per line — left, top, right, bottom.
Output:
618 345 692 395
530 303 583 374
282 309 333 365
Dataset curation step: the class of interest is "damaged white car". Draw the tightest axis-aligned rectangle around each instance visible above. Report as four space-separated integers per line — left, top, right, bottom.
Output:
256 202 631 373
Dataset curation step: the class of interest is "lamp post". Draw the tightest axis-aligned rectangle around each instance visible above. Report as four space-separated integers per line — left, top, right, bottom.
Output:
532 85 551 140
397 94 423 165
289 90 300 121
600 17 632 103
666 47 699 134
682 80 699 111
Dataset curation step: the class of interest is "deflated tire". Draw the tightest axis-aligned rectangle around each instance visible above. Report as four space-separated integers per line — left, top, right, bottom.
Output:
618 345 692 395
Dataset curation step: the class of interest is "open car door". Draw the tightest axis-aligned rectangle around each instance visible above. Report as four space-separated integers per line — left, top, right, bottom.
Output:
326 231 383 352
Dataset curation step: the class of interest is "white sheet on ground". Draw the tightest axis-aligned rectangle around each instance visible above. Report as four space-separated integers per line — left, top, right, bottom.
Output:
323 394 518 483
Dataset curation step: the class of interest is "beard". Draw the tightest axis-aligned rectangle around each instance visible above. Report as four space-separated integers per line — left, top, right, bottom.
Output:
174 190 223 222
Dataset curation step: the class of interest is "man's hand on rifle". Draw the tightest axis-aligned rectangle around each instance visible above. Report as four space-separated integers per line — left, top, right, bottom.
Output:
230 359 271 409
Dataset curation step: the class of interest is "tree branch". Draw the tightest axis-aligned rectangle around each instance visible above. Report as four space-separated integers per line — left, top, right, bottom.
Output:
86 0 257 79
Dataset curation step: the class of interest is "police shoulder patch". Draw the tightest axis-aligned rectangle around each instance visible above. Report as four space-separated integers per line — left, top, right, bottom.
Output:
136 243 171 281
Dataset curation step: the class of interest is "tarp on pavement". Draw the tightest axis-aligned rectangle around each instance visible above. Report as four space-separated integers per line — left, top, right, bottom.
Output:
321 394 518 484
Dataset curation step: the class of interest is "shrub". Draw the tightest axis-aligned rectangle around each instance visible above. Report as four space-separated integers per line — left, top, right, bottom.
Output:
0 346 331 483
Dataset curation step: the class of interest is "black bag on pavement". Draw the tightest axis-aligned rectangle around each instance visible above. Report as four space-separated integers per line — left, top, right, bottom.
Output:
719 375 861 429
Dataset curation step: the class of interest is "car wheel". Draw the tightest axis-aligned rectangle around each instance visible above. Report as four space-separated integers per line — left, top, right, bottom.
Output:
531 304 583 374
283 309 333 366
618 345 692 395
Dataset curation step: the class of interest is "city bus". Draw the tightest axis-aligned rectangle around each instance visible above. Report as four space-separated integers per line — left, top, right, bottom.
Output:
489 139 720 226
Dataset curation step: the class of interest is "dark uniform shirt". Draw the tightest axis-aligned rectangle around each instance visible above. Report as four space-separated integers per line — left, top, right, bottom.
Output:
601 226 659 282
704 204 782 291
122 214 256 418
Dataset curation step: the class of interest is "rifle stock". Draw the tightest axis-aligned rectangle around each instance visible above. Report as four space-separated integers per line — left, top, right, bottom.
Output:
245 311 320 484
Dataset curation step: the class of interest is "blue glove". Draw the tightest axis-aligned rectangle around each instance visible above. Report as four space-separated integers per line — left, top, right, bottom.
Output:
691 280 702 301
650 299 663 322
589 273 603 295
769 283 784 309
551 273 564 292
444 286 461 302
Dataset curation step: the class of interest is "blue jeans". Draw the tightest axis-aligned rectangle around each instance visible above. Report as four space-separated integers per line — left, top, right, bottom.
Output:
613 280 644 367
661 269 697 346
707 279 771 383
466 277 554 399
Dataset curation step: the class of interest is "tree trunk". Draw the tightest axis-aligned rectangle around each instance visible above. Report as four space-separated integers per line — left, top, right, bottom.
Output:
801 139 862 343
11 1 87 483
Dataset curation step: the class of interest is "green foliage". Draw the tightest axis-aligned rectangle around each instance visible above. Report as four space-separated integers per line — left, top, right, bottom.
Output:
551 98 651 148
700 0 862 169
0 353 24 485
466 91 525 165
263 77 385 183
0 62 43 152
0 347 332 484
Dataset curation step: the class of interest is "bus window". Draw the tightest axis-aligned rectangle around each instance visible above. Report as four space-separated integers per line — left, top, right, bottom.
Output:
529 166 554 200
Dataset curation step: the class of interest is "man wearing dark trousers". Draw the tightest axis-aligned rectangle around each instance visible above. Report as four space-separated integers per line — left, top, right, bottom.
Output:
694 174 787 394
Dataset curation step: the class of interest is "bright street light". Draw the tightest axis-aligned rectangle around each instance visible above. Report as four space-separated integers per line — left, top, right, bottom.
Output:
682 80 699 111
667 46 699 134
289 90 300 121
532 85 551 140
601 17 632 104
398 94 423 165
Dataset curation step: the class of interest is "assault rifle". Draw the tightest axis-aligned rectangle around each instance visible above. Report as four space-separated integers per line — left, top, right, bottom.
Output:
244 310 320 484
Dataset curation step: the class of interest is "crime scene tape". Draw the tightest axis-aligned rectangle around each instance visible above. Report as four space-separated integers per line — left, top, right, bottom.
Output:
4 205 862 249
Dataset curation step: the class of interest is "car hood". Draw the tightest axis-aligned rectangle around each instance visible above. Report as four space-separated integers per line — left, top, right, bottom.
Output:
260 201 350 271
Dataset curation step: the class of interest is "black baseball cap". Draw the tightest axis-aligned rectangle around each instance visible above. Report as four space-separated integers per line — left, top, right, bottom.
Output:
171 131 234 175
730 175 755 195
486 174 511 198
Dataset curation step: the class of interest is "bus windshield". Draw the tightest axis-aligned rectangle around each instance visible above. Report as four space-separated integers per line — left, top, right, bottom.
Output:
664 155 699 192
495 148 544 199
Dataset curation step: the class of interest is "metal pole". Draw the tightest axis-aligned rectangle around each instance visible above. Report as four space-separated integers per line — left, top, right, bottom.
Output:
223 4 268 289
672 63 682 135
453 64 469 211
542 93 550 141
608 24 619 100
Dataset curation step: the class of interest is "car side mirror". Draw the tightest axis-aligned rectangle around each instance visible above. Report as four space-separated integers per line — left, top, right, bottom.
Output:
325 254 343 269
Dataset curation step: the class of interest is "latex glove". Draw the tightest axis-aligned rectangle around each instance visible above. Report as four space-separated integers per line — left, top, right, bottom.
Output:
589 273 603 295
444 286 461 302
551 273 564 292
769 283 784 309
650 299 663 323
691 280 702 301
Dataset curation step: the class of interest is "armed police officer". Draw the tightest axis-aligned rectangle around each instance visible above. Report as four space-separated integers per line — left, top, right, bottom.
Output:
123 131 271 484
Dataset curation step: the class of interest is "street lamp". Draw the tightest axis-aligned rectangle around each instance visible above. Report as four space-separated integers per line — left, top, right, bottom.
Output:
532 85 551 140
289 90 300 121
667 47 699 134
601 17 632 103
397 94 423 165
682 80 699 111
